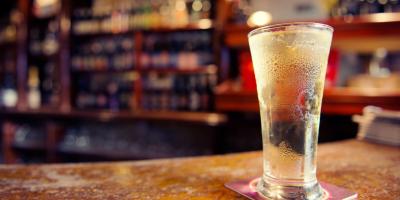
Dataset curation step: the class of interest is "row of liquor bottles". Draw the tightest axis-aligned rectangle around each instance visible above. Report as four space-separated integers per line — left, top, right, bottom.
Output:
141 73 216 111
72 0 213 34
71 35 135 71
74 73 135 110
2 33 215 110
71 31 213 71
1 1 216 110
141 31 213 69
73 73 216 111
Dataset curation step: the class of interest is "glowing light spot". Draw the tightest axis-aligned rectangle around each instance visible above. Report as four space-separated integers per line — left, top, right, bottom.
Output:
247 11 272 27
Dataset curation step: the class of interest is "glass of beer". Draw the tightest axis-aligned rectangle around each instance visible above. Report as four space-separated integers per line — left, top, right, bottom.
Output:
248 23 333 199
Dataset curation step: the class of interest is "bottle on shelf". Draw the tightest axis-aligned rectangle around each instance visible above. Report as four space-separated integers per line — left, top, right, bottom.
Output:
177 76 188 110
0 84 18 108
198 74 210 111
188 75 200 111
42 20 59 56
27 66 41 109
41 62 60 106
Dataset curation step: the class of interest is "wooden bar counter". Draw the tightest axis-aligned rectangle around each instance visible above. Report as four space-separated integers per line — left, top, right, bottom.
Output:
0 140 399 199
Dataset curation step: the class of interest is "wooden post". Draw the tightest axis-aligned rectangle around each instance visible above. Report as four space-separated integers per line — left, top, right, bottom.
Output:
59 0 71 112
134 31 143 111
46 121 63 163
2 121 18 164
15 0 29 110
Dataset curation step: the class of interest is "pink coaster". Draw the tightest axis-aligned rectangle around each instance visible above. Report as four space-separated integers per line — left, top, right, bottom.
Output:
225 178 357 200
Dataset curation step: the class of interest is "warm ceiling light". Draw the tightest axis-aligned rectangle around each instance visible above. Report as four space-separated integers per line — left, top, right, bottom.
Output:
198 19 212 29
35 0 58 7
247 11 272 27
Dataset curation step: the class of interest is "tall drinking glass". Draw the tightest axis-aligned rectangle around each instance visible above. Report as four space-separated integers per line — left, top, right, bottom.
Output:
248 23 333 199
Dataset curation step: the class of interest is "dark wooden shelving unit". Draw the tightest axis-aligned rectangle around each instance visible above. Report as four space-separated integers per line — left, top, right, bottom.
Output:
218 12 400 114
67 1 218 113
1 0 400 163
0 0 224 164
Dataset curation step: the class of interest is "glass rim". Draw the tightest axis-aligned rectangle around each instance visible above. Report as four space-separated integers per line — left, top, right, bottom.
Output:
248 22 333 38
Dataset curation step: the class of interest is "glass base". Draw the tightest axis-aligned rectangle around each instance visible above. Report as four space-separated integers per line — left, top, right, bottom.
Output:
257 176 323 200
225 178 357 200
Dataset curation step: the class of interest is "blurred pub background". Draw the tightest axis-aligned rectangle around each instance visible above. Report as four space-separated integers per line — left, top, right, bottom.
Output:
0 0 399 164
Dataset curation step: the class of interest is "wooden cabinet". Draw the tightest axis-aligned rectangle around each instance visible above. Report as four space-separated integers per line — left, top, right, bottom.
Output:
217 12 400 114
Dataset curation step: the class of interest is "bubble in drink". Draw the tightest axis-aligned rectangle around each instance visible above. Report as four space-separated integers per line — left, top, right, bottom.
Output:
249 24 333 199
